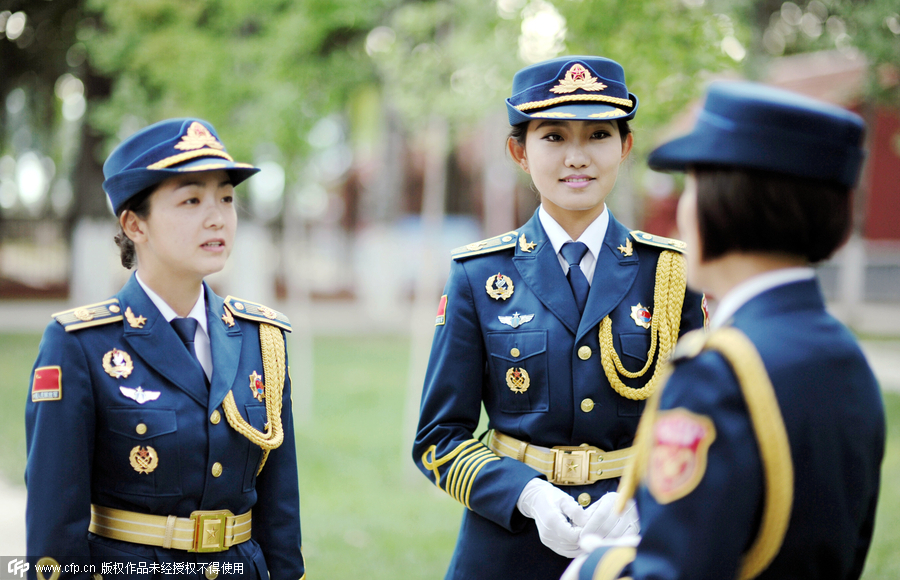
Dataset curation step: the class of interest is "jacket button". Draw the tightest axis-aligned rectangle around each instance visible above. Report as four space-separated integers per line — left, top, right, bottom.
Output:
210 410 221 425
577 493 591 507
510 348 520 358
580 398 595 413
135 423 147 435
205 567 219 580
93 574 103 580
577 346 592 360
211 462 223 477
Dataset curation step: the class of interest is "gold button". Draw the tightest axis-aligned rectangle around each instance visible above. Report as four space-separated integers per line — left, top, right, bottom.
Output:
578 346 592 360
210 410 221 425
233 302 244 310
135 423 147 435
108 305 120 313
510 348 520 358
205 567 219 580
577 492 592 507
212 462 223 477
580 398 595 413
502 235 513 242
93 574 103 580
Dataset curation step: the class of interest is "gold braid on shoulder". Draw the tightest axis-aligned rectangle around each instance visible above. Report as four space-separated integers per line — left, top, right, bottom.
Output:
222 323 286 475
599 250 687 400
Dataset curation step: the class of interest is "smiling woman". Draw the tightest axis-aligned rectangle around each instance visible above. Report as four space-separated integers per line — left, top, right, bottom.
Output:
24 119 306 580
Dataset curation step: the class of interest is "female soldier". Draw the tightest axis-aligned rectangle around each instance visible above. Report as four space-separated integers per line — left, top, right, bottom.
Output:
25 119 305 580
412 56 706 580
568 82 885 579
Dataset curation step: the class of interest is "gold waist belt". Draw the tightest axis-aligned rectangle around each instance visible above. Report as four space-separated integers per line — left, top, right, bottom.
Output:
487 429 634 485
89 504 251 553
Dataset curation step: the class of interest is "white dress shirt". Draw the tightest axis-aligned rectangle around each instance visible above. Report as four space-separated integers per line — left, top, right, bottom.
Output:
538 204 610 285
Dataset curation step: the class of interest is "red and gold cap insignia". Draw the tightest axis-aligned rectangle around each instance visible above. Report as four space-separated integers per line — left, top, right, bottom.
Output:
648 409 716 504
550 64 607 94
174 121 225 152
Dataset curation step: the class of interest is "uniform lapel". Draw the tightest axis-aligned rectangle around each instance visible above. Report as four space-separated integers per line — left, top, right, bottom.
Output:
118 274 208 407
205 283 243 411
578 213 640 340
513 211 581 335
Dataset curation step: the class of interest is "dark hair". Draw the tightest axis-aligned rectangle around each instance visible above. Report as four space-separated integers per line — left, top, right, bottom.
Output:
508 118 632 147
114 185 156 269
694 165 851 264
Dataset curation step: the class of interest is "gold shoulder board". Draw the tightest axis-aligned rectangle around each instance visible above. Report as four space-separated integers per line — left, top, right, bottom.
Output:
224 296 292 332
451 231 518 260
52 299 123 332
629 230 688 254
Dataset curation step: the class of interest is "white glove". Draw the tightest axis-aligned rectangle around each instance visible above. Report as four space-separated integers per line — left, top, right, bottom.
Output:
561 534 642 580
580 492 640 540
517 478 589 558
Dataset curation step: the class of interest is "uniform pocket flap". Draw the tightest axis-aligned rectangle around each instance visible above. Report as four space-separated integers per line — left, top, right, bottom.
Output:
619 332 651 363
107 407 177 440
487 330 548 363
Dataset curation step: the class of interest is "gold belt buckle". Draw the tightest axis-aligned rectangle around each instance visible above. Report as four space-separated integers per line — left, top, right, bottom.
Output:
551 446 597 485
190 509 233 553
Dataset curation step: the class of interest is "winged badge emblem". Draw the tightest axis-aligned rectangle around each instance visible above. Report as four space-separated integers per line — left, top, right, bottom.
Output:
119 386 161 404
498 312 534 329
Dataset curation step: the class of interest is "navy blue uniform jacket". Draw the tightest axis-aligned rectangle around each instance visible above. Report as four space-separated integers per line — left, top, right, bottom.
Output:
25 273 304 580
413 210 705 580
579 279 885 580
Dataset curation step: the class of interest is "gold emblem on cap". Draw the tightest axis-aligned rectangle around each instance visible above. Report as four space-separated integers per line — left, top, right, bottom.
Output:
617 238 633 257
506 367 530 394
519 234 537 253
125 306 147 329
221 306 235 327
485 273 514 300
129 445 158 474
174 121 225 151
550 64 607 94
103 348 134 379
73 308 93 322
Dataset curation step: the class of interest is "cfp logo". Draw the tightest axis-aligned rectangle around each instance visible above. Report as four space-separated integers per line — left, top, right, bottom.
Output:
5 559 29 579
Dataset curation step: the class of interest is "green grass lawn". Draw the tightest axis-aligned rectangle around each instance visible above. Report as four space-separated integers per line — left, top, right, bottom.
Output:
1 331 897 578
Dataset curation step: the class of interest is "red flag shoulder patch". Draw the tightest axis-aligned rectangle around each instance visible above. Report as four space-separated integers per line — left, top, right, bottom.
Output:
435 295 448 326
32 366 62 402
648 408 716 504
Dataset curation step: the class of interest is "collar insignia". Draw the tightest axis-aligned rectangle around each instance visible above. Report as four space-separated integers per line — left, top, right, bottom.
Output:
222 306 235 327
119 386 160 404
125 306 147 329
550 64 607 95
519 234 537 253
617 238 633 257
174 121 225 152
498 312 534 329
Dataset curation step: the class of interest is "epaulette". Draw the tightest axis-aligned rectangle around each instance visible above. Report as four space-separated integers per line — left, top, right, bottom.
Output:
224 296 291 332
630 230 688 253
451 231 518 260
670 329 708 362
52 299 123 332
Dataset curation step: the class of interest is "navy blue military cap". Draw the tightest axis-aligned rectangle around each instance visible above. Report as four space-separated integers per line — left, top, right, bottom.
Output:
103 118 260 214
506 56 639 126
648 81 865 189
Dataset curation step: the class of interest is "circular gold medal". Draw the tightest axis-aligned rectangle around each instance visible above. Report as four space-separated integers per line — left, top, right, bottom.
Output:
485 273 514 300
103 348 134 379
129 445 159 474
506 367 530 394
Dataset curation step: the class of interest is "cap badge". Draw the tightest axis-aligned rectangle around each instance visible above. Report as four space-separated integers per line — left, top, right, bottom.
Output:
617 238 633 257
486 273 514 301
498 312 534 329
103 348 134 379
519 234 537 253
129 445 159 474
551 64 607 94
174 121 225 152
630 303 652 329
506 367 530 394
125 306 147 329
119 386 160 404
249 371 266 402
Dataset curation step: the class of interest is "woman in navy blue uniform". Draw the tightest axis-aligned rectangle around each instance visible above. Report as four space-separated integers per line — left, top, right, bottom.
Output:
567 82 886 580
411 56 706 580
25 119 305 580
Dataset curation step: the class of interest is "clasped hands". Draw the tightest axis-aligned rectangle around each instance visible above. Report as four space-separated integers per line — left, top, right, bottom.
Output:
516 478 639 558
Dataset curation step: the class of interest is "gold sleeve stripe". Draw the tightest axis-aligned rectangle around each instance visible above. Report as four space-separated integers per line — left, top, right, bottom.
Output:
447 447 494 501
592 547 637 580
421 439 481 484
461 455 500 508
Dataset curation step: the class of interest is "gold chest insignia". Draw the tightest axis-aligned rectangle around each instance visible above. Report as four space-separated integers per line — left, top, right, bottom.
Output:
630 303 652 329
249 371 265 401
486 273 514 300
550 64 607 94
519 234 537 253
617 238 633 257
103 348 134 379
174 121 225 151
125 306 147 329
221 306 235 327
506 367 530 394
129 445 159 474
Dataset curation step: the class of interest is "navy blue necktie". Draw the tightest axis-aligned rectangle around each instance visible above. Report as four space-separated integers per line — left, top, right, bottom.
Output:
560 242 590 315
171 317 207 387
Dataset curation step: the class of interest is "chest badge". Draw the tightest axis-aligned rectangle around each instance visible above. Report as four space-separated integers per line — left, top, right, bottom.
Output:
498 312 534 329
617 238 633 257
506 367 530 394
103 348 134 379
129 445 159 474
519 234 537 253
486 273 514 301
119 386 160 404
630 303 652 329
249 371 266 402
